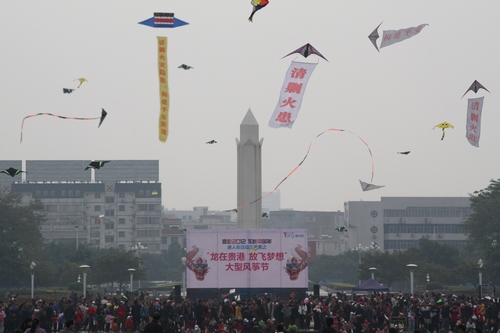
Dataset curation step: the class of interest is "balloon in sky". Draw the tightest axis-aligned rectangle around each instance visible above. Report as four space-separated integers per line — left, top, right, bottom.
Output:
282 43 328 62
138 12 189 28
461 80 490 99
433 122 454 140
248 0 269 22
20 109 107 143
1 167 26 177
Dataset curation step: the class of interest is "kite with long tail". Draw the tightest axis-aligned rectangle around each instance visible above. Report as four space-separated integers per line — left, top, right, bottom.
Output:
20 109 107 143
226 128 384 212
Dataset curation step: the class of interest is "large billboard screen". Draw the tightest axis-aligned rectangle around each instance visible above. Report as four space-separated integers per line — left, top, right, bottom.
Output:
186 229 308 289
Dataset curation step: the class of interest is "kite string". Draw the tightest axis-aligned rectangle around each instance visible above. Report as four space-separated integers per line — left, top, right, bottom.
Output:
20 113 100 143
227 127 376 212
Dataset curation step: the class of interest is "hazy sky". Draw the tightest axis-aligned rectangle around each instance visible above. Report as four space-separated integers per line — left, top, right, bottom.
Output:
1 1 499 212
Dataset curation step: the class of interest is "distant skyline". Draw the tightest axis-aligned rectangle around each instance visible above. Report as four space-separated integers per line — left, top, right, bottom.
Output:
0 1 498 212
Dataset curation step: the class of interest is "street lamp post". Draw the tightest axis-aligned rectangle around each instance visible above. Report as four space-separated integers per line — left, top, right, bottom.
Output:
477 259 484 299
181 257 187 296
407 264 418 296
30 261 36 298
369 267 377 280
75 226 80 250
128 268 136 292
79 265 90 299
132 243 147 288
426 273 430 283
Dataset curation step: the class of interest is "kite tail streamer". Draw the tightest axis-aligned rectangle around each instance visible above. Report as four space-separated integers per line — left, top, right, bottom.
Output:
441 128 445 141
20 113 101 143
226 127 376 212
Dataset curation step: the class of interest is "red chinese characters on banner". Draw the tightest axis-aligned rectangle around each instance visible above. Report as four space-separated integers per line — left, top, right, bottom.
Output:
157 37 169 142
208 252 286 262
225 262 270 271
466 97 483 147
275 67 307 124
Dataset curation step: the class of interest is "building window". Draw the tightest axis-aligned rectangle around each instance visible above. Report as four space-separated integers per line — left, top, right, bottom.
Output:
139 190 144 197
146 190 151 197
95 205 101 211
118 231 125 237
137 230 148 237
105 197 115 203
68 191 73 197
147 243 160 250
118 218 125 225
95 193 101 198
149 230 160 237
118 244 125 250
75 190 81 197
44 205 57 212
171 236 178 244
61 190 66 197
119 205 125 212
43 191 48 197
105 236 114 243
105 209 115 217
162 237 168 244
105 223 114 230
119 192 125 198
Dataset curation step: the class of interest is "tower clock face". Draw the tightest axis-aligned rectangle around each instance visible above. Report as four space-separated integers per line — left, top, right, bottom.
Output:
370 210 378 218
371 226 378 234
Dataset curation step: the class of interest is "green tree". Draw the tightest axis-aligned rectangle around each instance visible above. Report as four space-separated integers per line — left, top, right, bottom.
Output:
164 242 184 281
141 252 169 281
92 250 145 290
360 250 411 287
0 193 45 286
464 179 500 253
308 251 358 284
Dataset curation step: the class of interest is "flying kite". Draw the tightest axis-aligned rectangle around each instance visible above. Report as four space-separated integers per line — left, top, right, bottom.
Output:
461 80 490 99
433 122 454 140
282 43 328 62
359 180 385 192
1 167 26 177
248 0 269 22
85 161 110 170
397 151 411 155
368 22 383 52
74 78 88 88
206 140 217 144
226 128 383 212
369 23 428 51
63 88 75 94
20 109 108 143
336 226 347 232
178 64 193 70
139 12 189 28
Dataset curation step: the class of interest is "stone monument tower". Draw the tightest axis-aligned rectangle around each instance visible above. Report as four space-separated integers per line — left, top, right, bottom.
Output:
236 109 263 229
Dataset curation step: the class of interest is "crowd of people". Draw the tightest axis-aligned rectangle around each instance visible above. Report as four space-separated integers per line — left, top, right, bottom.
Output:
0 290 498 333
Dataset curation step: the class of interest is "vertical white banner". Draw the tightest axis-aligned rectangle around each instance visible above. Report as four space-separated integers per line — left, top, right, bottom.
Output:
380 24 428 49
269 61 317 129
466 97 484 147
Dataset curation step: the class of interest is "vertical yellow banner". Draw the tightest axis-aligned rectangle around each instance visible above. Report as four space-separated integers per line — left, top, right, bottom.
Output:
157 37 169 142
